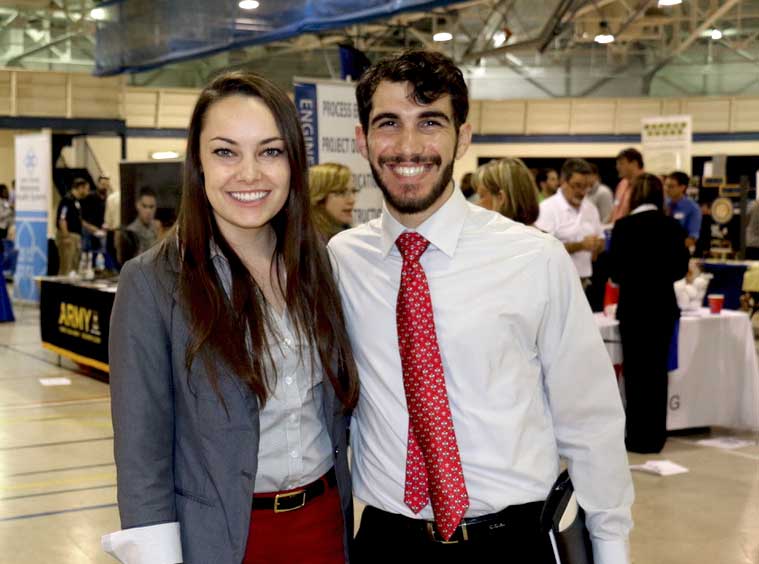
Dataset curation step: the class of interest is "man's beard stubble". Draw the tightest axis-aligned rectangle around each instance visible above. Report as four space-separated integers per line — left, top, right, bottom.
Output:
368 157 455 215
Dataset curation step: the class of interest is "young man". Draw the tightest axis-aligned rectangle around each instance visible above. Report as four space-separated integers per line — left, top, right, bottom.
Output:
55 177 89 274
328 50 633 563
535 158 605 295
664 171 701 251
80 175 109 257
121 186 160 262
610 148 644 222
587 162 614 223
536 168 559 202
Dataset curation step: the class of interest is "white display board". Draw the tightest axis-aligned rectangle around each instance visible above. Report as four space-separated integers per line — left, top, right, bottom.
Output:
13 131 52 302
641 115 692 176
294 78 383 225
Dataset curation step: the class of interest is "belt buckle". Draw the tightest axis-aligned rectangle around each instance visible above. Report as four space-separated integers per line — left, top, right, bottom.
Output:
273 489 306 513
425 521 468 544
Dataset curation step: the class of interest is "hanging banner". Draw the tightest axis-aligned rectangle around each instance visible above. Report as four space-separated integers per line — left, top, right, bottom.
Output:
14 131 52 302
641 115 692 176
294 78 383 225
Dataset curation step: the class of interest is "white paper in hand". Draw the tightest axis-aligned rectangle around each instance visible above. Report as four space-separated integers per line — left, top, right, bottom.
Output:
629 460 689 476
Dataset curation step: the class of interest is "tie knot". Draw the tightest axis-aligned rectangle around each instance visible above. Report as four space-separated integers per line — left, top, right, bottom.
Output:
396 232 430 263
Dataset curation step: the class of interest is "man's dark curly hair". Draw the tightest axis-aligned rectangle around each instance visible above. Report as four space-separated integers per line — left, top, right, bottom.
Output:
355 49 469 133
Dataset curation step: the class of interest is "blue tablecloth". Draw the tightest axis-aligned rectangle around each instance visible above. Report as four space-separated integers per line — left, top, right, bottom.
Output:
700 262 748 310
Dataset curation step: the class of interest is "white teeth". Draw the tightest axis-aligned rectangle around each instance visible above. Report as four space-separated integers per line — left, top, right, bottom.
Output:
229 191 267 202
395 166 425 177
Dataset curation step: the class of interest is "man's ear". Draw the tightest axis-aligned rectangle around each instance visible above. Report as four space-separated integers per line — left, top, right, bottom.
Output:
355 124 369 160
455 122 472 160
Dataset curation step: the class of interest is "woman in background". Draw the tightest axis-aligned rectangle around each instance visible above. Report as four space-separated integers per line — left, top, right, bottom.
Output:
609 173 689 454
104 71 358 564
309 162 357 240
472 157 540 226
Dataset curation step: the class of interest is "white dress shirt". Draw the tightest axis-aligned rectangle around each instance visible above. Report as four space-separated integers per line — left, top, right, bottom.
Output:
102 247 332 564
535 190 602 278
328 187 633 564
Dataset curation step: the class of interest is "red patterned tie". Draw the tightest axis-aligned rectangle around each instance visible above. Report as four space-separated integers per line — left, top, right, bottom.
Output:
395 231 469 541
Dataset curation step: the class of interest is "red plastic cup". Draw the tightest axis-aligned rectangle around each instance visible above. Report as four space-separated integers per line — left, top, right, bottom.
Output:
708 294 724 314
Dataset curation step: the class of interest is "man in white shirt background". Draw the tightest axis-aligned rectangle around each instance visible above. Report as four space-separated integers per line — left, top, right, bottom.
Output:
328 50 633 564
535 158 605 302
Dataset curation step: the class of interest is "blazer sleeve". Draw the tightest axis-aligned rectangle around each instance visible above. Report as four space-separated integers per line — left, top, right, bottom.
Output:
109 257 177 530
669 221 690 282
607 221 625 285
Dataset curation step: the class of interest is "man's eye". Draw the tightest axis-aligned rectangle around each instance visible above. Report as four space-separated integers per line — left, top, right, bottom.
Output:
377 120 396 128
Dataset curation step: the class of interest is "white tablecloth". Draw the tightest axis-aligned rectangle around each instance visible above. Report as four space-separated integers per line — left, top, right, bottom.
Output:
595 309 759 431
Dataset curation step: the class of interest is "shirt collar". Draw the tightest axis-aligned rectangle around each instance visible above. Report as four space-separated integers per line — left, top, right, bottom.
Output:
631 203 658 215
556 188 579 212
379 185 468 259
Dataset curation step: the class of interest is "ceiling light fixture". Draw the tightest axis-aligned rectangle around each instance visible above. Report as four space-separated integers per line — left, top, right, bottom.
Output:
239 0 260 10
710 29 723 40
90 7 106 20
151 151 180 160
433 31 453 42
657 0 682 6
594 21 615 44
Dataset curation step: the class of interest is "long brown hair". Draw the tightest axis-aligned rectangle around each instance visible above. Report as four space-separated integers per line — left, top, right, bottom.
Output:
309 162 352 240
165 71 358 408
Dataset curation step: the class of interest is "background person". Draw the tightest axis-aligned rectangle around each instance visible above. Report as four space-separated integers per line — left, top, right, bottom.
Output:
610 148 644 222
535 158 604 298
472 157 539 226
120 186 161 262
609 173 689 454
0 184 11 240
55 177 89 275
103 71 359 564
664 171 701 252
587 162 614 223
308 162 357 240
535 167 559 202
80 175 108 259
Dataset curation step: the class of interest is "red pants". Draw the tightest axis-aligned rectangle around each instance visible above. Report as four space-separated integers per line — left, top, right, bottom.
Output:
243 481 345 564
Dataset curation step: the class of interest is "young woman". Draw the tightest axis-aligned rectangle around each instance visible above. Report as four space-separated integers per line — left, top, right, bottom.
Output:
308 163 357 240
102 71 359 564
609 173 689 453
472 157 540 226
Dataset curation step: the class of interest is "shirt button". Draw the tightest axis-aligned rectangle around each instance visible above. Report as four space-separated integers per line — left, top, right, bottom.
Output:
284 337 293 347
289 413 297 422
290 450 298 459
285 376 293 385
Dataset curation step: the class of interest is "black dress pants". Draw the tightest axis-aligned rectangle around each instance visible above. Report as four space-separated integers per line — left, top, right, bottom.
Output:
619 317 674 454
352 505 556 564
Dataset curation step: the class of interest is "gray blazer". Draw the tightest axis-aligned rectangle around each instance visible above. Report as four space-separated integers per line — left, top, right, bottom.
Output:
109 241 353 563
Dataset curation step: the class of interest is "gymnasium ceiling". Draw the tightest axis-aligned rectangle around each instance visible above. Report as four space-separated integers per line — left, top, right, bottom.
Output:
0 0 758 98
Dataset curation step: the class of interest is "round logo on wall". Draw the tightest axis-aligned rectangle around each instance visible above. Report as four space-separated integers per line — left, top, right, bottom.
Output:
711 197 734 225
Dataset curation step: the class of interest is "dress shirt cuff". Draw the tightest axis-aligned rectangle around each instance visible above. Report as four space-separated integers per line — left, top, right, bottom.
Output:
592 537 630 564
101 522 183 564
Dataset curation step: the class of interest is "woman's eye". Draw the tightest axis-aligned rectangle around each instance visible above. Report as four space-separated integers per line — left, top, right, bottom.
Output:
213 148 234 158
262 147 284 157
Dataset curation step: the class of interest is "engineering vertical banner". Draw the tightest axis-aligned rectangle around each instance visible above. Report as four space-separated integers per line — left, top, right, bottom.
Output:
14 131 52 302
294 78 383 225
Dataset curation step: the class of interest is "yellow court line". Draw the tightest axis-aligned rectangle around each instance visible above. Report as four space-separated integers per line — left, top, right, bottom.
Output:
0 471 117 492
41 343 110 373
0 397 110 411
